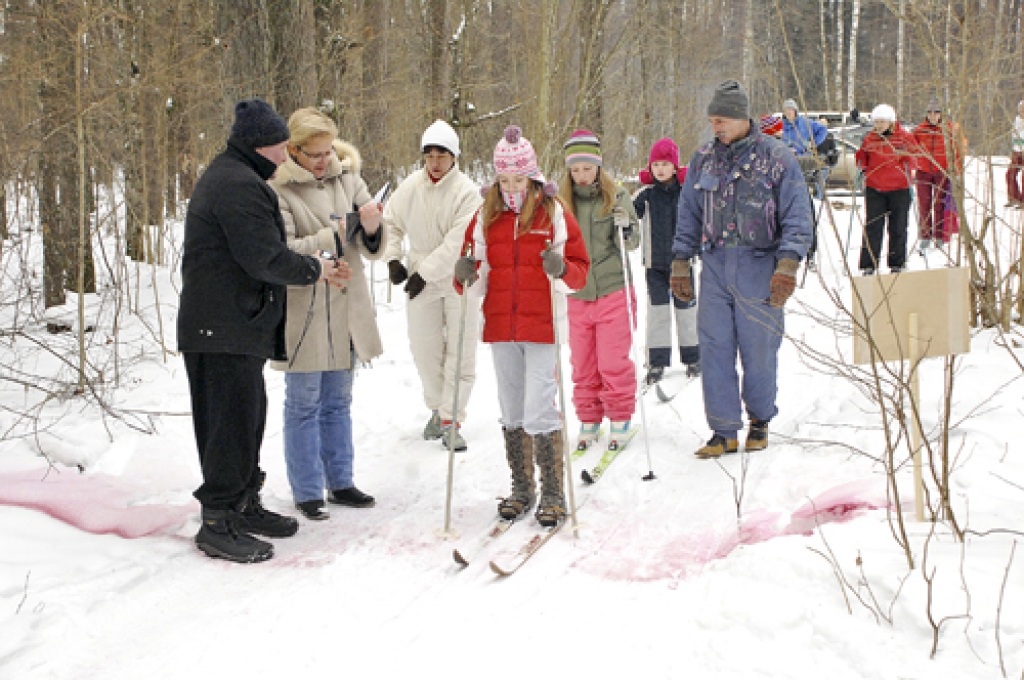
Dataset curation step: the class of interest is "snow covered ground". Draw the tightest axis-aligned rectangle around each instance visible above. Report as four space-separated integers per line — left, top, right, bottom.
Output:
1 162 1023 679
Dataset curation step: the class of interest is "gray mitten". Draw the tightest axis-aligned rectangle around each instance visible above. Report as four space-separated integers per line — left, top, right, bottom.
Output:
540 248 566 278
454 256 479 286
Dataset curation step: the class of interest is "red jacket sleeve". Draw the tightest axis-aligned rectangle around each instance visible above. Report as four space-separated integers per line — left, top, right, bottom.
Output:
453 212 481 295
559 208 590 291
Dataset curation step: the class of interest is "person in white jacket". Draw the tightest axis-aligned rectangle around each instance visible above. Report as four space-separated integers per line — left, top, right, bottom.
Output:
383 120 483 450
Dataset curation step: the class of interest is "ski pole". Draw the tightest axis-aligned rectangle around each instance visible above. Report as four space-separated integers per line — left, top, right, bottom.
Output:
616 222 655 482
439 244 473 540
546 240 580 539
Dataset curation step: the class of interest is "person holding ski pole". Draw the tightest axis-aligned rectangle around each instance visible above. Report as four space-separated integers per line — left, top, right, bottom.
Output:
558 130 640 453
453 126 589 527
632 138 699 386
382 120 482 451
672 80 812 458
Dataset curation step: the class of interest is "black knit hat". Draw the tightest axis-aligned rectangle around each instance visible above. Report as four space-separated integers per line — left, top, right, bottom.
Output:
230 99 290 148
707 80 750 120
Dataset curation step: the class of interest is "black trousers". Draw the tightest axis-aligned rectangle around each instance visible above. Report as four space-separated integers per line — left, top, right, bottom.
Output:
183 352 268 510
860 186 912 271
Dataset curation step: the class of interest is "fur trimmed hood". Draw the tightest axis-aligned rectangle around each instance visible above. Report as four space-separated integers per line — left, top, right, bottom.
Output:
274 138 363 184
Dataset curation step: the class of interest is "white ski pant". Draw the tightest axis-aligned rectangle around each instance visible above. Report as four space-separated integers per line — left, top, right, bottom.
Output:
406 279 478 423
490 342 561 436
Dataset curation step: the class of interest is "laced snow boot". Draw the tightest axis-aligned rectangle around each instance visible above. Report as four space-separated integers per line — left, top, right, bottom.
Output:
694 434 739 459
234 481 300 538
195 507 274 563
534 430 567 527
745 419 769 452
576 422 601 451
497 427 536 520
423 410 442 440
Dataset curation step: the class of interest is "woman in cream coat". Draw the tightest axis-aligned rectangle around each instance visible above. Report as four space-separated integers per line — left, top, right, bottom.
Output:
270 108 385 520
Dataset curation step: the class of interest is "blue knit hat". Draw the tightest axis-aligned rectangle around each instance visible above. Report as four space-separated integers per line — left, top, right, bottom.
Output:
230 99 290 148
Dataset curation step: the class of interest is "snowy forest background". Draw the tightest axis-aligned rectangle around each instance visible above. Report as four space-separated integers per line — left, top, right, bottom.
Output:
3 1 1024 678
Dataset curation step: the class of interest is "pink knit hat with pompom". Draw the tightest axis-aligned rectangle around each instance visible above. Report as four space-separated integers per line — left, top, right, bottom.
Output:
491 125 558 196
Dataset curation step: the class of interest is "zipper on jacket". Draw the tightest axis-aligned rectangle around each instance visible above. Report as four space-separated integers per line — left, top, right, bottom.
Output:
511 215 519 341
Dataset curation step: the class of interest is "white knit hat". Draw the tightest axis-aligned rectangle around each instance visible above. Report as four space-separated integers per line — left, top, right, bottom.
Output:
871 104 897 123
421 119 460 157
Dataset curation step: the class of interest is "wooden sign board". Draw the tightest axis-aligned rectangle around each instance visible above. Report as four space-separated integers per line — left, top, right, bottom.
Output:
852 267 970 365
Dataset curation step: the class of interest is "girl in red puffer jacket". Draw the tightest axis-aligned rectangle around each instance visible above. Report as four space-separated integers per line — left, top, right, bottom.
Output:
855 103 921 274
454 126 589 528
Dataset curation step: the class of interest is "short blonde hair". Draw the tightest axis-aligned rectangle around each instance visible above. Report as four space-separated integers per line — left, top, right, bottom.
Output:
287 107 338 148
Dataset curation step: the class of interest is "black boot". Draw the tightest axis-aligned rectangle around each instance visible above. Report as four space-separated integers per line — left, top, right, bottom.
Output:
234 489 300 538
195 508 273 563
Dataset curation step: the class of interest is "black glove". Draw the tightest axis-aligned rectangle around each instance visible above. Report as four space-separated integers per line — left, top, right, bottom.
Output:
388 260 408 285
405 273 426 300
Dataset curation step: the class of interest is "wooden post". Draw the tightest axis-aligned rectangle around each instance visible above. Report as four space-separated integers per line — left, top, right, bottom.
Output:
908 312 925 522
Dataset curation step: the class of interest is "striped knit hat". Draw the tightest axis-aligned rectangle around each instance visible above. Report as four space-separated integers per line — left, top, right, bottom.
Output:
493 125 545 182
564 129 602 167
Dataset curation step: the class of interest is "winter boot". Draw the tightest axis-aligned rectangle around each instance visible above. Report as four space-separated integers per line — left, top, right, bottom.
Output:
609 420 632 450
694 434 739 459
234 486 300 538
534 430 567 527
745 419 769 452
295 500 330 521
576 422 601 451
423 410 442 440
644 365 665 385
328 486 376 508
685 362 701 379
195 507 274 563
497 427 536 520
440 420 467 451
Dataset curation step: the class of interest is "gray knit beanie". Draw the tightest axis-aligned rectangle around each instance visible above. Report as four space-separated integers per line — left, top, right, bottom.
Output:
782 98 799 113
926 97 942 113
707 80 750 120
230 99 290 148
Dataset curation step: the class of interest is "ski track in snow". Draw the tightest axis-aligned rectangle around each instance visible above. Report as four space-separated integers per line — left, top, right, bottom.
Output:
2 173 1024 678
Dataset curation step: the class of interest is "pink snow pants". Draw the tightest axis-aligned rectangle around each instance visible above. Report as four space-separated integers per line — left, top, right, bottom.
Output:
567 287 637 423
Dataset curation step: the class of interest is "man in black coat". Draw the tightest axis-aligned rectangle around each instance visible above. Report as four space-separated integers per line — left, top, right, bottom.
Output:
178 99 351 563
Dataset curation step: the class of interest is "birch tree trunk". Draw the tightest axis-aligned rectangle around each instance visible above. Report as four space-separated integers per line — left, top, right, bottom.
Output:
820 0 831 108
847 0 861 111
835 0 845 111
897 0 905 114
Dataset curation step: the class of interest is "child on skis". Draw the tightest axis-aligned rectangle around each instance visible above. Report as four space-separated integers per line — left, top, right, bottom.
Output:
632 138 699 386
558 130 640 452
454 126 589 527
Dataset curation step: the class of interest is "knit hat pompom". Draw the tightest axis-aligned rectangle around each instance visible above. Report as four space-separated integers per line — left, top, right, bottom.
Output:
542 180 559 197
493 124 546 184
564 129 603 167
230 99 290 148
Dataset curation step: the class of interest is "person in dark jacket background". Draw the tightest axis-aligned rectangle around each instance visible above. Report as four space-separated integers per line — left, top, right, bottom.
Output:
177 99 351 563
633 138 698 386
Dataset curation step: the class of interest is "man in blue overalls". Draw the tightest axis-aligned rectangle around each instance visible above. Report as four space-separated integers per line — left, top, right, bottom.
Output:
671 80 813 458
